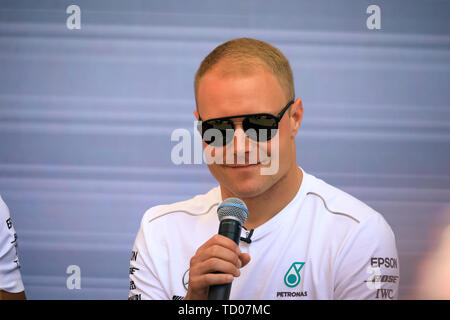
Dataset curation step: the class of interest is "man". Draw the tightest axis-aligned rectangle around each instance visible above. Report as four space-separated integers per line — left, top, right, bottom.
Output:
129 38 399 300
0 196 26 300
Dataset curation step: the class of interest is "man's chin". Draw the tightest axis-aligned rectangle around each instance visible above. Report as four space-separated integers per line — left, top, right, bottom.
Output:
226 186 264 200
210 163 275 199
222 177 270 200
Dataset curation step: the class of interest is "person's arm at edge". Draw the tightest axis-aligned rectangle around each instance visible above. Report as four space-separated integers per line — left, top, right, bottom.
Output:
0 290 26 300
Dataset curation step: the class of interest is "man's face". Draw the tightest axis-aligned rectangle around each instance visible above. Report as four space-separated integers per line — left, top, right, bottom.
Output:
195 65 301 199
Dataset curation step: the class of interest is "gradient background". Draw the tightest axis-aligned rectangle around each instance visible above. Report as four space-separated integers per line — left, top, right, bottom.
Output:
0 0 449 299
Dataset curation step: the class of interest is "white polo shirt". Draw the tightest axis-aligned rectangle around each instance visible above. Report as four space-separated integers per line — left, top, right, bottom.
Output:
129 167 399 300
0 196 24 293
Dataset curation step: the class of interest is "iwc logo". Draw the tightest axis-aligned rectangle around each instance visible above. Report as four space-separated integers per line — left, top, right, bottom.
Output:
277 262 308 298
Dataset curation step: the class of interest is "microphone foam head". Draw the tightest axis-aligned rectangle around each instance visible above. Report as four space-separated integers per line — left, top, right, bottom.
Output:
217 198 249 224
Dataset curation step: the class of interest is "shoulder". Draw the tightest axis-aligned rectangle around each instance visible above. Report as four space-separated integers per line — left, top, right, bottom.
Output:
302 172 398 281
303 172 395 239
306 173 382 224
0 195 10 219
133 186 222 255
0 196 12 234
140 186 221 229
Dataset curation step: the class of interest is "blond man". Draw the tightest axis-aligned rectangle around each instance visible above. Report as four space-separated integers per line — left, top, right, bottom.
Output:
129 38 399 300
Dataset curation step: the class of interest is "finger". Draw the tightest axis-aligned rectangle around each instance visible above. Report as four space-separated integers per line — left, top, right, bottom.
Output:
195 245 240 266
190 273 234 289
199 234 241 254
239 253 251 268
194 257 241 277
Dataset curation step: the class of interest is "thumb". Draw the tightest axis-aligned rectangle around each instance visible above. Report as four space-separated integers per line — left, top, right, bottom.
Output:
239 253 251 268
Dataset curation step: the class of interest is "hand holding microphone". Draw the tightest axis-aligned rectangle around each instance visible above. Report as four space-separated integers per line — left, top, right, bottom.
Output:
184 198 251 300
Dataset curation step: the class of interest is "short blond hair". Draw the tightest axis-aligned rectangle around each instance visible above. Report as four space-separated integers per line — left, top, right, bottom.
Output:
194 38 295 103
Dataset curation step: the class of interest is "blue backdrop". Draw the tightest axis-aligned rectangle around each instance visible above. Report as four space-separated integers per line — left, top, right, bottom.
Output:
0 0 449 299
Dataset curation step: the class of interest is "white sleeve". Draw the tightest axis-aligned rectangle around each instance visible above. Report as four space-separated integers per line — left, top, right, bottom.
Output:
0 196 25 293
333 213 400 300
128 210 170 300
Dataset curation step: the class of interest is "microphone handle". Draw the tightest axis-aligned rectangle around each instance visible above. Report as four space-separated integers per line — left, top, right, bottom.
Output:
208 219 242 300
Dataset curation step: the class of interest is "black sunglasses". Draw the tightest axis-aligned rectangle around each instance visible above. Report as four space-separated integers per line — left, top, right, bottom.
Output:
197 99 295 147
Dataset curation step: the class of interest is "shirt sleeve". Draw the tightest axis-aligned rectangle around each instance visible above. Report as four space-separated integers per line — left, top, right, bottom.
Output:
333 213 400 300
0 196 25 293
128 210 170 300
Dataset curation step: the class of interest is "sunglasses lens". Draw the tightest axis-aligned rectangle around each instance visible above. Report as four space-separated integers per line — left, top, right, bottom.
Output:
199 114 279 146
244 115 278 142
201 120 234 146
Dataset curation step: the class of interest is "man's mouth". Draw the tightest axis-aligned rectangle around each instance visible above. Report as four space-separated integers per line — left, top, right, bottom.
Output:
223 163 260 168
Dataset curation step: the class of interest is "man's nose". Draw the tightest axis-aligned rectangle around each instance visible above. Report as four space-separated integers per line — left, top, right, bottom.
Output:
232 126 248 154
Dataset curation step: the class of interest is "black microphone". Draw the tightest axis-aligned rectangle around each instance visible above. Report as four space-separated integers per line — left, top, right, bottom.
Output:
208 197 249 300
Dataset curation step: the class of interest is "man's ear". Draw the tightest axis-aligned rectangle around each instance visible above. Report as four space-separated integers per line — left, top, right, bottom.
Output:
290 98 303 136
193 109 199 120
